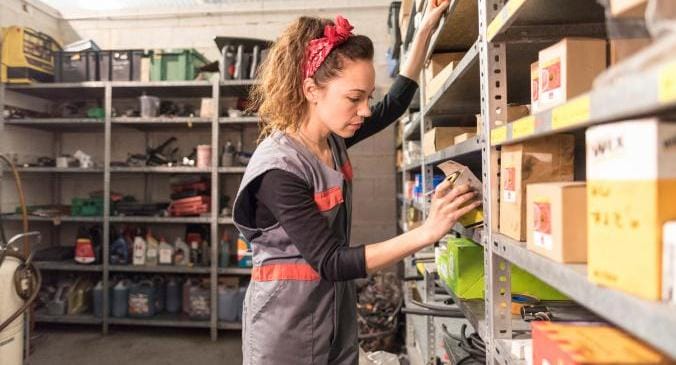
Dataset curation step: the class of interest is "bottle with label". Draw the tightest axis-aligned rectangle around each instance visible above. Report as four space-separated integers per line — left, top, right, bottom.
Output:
201 240 210 266
158 235 174 265
174 237 190 266
189 239 201 266
219 230 231 268
145 229 159 266
74 226 96 264
132 228 147 266
236 233 252 268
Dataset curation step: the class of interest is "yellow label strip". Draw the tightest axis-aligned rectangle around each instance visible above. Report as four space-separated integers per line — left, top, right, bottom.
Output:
511 115 535 140
658 60 676 104
486 0 527 41
551 94 591 130
490 125 507 145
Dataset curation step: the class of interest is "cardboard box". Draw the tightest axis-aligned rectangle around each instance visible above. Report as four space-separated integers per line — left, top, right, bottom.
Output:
475 114 483 136
526 182 587 263
530 61 540 112
663 222 676 303
425 52 464 102
499 135 575 241
454 132 476 145
538 38 606 112
437 237 567 300
399 0 413 38
422 127 474 156
609 0 647 17
587 119 676 300
610 38 652 65
532 322 669 365
437 160 484 228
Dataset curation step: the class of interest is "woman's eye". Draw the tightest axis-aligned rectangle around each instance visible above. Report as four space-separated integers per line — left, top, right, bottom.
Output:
348 97 360 103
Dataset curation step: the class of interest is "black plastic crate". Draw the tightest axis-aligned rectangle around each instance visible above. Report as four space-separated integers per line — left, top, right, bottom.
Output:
99 50 144 81
54 51 98 82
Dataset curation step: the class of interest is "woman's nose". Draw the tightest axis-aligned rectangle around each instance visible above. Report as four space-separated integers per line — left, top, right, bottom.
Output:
357 100 372 118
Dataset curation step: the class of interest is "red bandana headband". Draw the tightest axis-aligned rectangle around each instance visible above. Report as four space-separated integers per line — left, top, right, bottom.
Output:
303 15 354 80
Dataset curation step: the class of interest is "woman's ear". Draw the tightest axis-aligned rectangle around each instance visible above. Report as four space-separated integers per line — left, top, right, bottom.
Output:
302 78 320 104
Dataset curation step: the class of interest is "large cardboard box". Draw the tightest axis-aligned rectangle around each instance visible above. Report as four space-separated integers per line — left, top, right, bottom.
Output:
609 0 647 17
586 119 676 300
532 322 669 365
526 182 587 263
425 52 464 102
499 135 575 241
610 38 652 65
538 38 606 112
436 237 567 300
454 132 475 145
422 127 474 156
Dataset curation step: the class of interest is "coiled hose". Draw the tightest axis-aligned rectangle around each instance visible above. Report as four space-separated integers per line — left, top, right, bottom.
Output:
0 153 41 333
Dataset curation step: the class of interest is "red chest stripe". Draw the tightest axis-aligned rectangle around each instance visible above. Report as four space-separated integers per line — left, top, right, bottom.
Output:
340 160 353 182
252 263 320 281
314 186 344 212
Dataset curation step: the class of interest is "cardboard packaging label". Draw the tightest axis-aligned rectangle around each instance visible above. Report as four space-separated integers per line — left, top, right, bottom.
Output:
533 199 553 251
531 61 540 111
587 119 676 300
541 58 562 102
503 167 517 203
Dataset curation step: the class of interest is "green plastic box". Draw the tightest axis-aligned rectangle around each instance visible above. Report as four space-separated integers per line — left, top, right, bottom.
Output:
436 237 567 300
150 49 209 81
71 197 104 217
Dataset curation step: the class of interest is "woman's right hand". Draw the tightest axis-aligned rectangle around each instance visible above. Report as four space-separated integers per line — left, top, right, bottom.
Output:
420 181 481 244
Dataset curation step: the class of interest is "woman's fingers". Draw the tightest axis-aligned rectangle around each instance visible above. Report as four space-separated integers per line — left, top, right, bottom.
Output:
438 183 473 203
433 179 454 199
452 201 482 220
445 191 478 210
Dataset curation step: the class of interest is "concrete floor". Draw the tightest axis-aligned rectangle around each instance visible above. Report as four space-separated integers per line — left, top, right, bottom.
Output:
28 325 242 365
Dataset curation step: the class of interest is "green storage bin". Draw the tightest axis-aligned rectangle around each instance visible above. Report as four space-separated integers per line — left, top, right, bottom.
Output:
71 197 104 217
150 49 208 81
436 237 567 300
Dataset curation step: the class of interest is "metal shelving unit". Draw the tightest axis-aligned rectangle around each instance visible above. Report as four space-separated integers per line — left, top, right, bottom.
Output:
397 0 676 363
1 78 254 341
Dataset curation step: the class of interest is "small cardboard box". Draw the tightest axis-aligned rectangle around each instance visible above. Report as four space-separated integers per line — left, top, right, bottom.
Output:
526 182 587 263
425 52 465 102
531 61 540 112
538 38 606 112
454 132 476 145
423 127 474 156
437 160 484 228
586 119 676 300
499 135 575 242
610 38 652 65
532 322 669 365
437 237 567 300
609 0 647 17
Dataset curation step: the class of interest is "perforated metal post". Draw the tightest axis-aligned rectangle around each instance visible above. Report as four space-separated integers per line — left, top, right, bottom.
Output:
478 0 513 363
102 82 112 335
210 77 220 341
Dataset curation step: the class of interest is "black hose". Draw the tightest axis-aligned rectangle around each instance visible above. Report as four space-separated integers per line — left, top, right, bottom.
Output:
401 307 465 318
0 154 29 256
410 298 460 312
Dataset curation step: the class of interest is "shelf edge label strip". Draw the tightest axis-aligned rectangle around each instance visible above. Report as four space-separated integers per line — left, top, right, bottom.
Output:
551 94 591 131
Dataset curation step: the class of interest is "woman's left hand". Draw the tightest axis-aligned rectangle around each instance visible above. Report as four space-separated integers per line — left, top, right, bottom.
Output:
419 0 450 34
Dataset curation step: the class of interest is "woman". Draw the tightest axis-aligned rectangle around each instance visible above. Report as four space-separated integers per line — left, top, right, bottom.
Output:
232 1 480 363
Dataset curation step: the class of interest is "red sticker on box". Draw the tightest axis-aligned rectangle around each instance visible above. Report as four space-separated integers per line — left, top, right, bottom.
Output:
541 59 561 93
503 167 516 203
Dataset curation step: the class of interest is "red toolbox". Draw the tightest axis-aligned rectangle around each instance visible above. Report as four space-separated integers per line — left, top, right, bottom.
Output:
169 196 210 216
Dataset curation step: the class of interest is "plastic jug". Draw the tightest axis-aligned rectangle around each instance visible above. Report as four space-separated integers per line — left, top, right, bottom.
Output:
112 280 130 318
146 230 159 266
128 280 156 318
67 277 93 314
188 280 210 320
152 276 166 312
165 277 182 313
174 237 190 266
182 278 193 315
133 230 146 265
219 231 231 268
110 231 129 265
158 236 174 265
217 284 239 321
93 280 113 318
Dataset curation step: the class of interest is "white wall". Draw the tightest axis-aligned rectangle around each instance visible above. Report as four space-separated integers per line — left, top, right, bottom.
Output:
1 0 400 247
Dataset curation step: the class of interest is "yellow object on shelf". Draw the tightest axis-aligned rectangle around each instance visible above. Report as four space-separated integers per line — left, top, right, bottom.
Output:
1 26 61 83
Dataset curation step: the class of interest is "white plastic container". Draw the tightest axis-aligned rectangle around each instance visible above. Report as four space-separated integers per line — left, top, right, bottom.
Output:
196 145 211 168
139 94 160 118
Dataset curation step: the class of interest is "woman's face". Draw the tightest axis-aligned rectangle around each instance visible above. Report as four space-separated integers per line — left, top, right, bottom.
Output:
312 59 376 138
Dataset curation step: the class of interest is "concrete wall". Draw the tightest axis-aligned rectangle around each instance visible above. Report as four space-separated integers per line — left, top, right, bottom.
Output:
1 0 399 247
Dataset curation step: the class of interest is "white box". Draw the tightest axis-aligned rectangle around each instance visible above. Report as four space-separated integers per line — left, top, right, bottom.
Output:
664 222 676 303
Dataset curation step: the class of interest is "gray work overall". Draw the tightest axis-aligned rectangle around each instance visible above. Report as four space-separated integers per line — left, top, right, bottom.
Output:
233 131 357 364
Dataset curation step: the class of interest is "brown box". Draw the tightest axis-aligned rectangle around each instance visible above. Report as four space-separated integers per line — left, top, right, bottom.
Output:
423 127 474 156
399 0 413 38
609 0 647 17
476 114 483 136
526 182 587 263
499 135 575 241
538 38 606 112
425 52 464 102
610 38 651 65
454 132 476 145
531 61 540 112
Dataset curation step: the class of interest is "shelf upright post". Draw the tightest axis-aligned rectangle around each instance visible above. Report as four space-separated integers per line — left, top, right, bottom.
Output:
103 82 113 335
478 0 512 363
210 76 221 341
0 83 4 215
